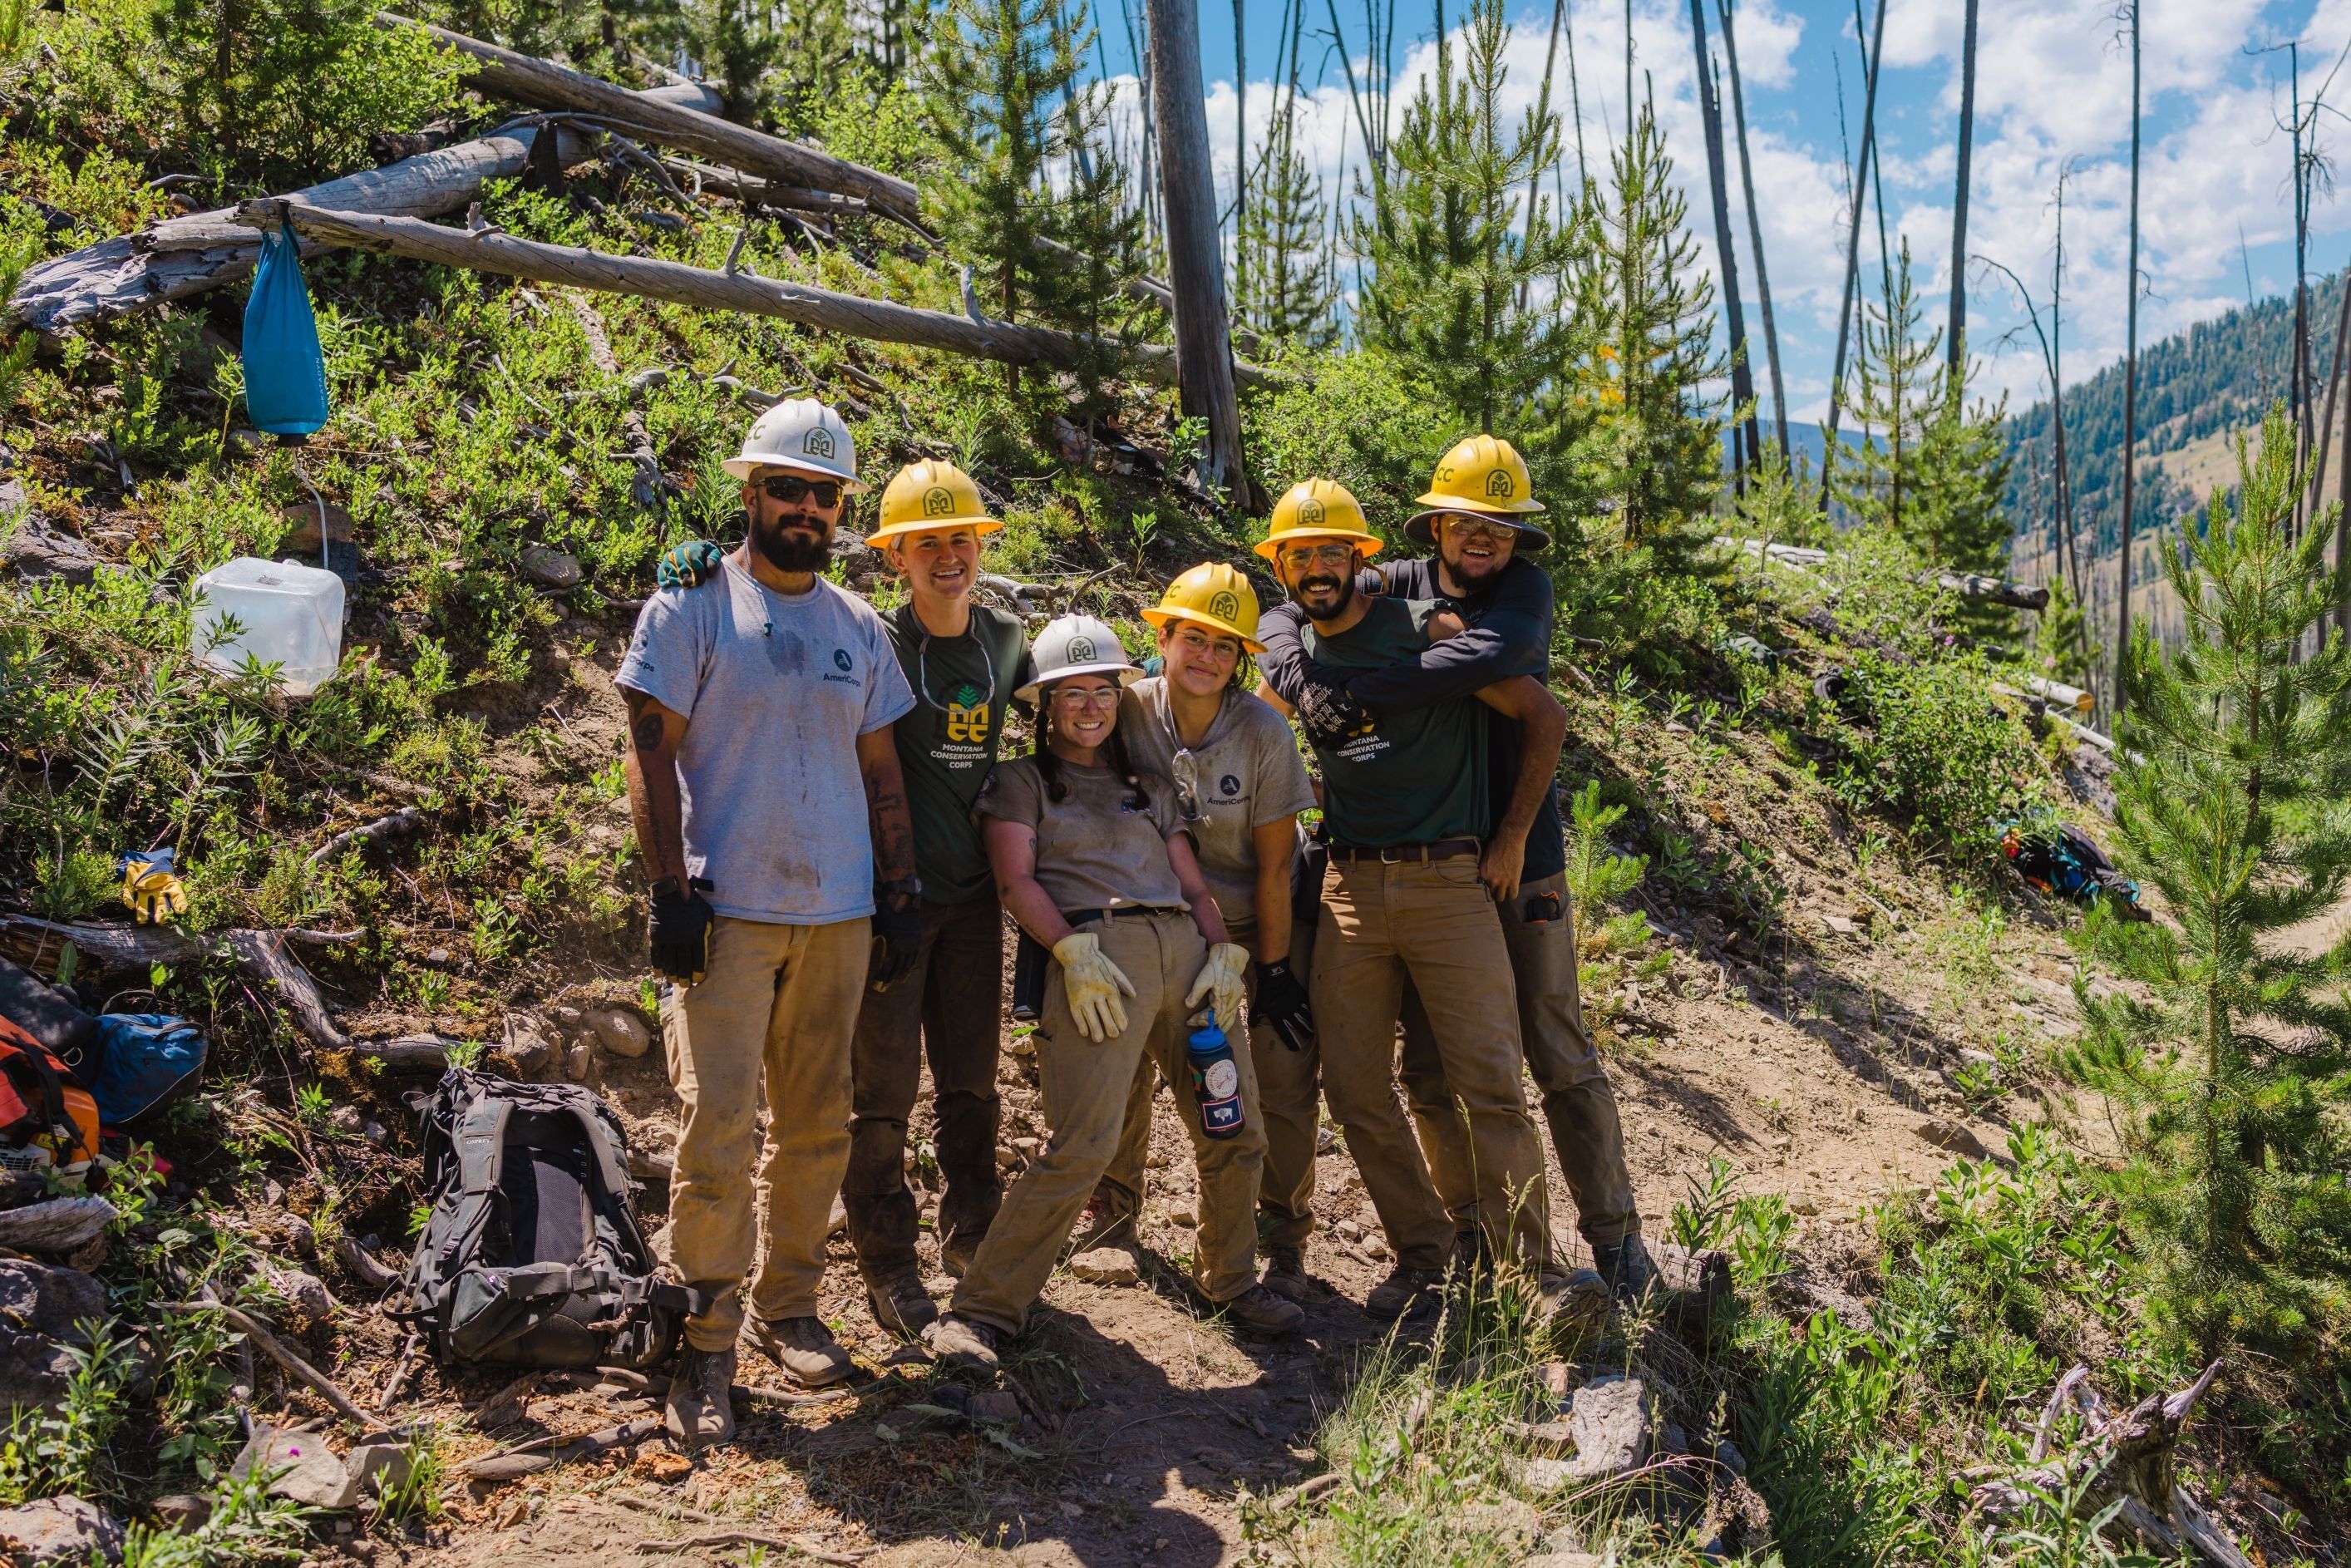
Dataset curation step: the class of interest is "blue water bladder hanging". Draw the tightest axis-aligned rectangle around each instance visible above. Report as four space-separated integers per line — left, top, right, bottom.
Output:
241 220 330 436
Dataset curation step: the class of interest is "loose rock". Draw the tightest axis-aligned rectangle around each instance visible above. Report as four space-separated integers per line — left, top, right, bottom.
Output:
1454 1495 1540 1552
280 500 354 555
260 1265 335 1325
967 1390 1021 1425
232 1428 361 1510
344 1443 413 1496
1565 1376 1653 1481
0 1260 106 1413
0 1497 125 1565
589 1006 652 1059
1069 1248 1140 1286
1915 1118 1990 1159
147 1496 209 1529
520 545 583 589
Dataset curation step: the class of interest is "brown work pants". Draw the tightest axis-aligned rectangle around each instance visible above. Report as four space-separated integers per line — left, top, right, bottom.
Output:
1102 918 1320 1249
841 892 1006 1282
1312 855 1550 1275
950 910 1267 1335
1399 871 1641 1247
661 915 869 1351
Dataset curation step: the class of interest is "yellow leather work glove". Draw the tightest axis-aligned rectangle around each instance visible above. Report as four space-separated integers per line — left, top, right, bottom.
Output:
1184 941 1251 1040
119 848 188 925
1052 931 1136 1043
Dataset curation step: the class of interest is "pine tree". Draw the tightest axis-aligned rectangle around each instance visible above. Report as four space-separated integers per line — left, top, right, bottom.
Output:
1568 98 1720 555
1831 240 1939 540
2031 573 2094 688
2068 403 2351 1363
1237 105 1338 350
1351 0 1579 434
1910 351 2013 575
922 0 1149 412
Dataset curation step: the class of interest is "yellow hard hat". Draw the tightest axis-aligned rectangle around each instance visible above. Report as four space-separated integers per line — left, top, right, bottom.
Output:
867 459 1003 548
1407 434 1550 549
1143 562 1264 650
1254 477 1384 562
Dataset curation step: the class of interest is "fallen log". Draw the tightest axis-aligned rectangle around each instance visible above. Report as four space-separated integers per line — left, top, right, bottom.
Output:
333 1234 402 1294
462 1415 663 1482
1712 537 2053 611
7 81 717 335
387 13 920 215
0 916 352 1051
307 806 427 869
562 292 667 507
229 200 1252 391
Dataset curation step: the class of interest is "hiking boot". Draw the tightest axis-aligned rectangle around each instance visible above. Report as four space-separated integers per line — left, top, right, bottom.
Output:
1447 1228 1490 1281
747 1315 855 1388
1591 1236 1656 1302
1218 1282 1305 1336
940 1235 978 1280
1070 1186 1138 1255
1259 1245 1311 1303
923 1312 1002 1376
1364 1265 1444 1323
866 1265 939 1339
1537 1268 1612 1332
663 1345 737 1449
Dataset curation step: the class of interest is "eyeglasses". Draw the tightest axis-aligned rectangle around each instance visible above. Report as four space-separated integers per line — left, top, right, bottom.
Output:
1441 515 1516 544
1279 542 1358 572
1049 685 1121 708
757 475 843 508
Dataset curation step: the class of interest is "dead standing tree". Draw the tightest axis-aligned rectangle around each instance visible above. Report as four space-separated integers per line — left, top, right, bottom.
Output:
1820 0 1885 512
1145 0 1246 502
1689 0 1759 488
1718 0 1787 460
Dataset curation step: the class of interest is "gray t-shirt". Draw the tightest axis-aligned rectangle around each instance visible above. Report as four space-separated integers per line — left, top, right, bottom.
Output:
974 755 1187 915
1119 679 1314 926
616 562 915 925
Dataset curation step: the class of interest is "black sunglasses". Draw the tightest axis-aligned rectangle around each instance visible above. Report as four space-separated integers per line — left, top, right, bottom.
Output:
757 475 843 508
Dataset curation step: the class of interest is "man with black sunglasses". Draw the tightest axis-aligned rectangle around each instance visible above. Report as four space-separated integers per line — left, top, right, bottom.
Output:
1255 435 1648 1303
617 400 922 1446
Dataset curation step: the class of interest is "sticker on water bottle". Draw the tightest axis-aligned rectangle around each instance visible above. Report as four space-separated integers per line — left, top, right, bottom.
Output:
1205 1060 1239 1099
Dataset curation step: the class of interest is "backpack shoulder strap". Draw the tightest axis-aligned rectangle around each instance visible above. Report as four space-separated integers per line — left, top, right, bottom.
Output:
435 1094 514 1272
560 1100 633 1202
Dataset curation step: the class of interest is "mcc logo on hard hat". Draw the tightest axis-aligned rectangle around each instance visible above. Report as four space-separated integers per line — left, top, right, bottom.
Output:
1144 562 1264 649
867 459 1003 548
1407 434 1551 549
1254 477 1383 561
723 397 862 488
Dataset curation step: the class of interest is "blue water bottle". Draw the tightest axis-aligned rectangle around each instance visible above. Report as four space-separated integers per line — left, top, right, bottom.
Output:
1187 1008 1245 1140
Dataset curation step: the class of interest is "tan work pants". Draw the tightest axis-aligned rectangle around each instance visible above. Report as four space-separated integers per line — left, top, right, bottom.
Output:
662 914 869 1350
1102 918 1320 1249
952 910 1267 1334
1400 871 1641 1247
1312 855 1551 1275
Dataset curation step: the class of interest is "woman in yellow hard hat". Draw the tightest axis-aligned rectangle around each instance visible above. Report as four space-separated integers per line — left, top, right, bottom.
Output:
1075 563 1323 1298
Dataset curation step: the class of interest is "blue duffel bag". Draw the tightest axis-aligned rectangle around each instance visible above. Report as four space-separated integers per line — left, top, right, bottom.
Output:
86 1015 209 1130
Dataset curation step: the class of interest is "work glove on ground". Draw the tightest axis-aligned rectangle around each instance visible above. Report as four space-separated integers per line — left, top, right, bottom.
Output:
656 539 726 589
1184 942 1251 1039
1052 932 1136 1042
869 884 922 992
118 848 186 925
1289 670 1375 745
1249 958 1315 1052
649 876 717 984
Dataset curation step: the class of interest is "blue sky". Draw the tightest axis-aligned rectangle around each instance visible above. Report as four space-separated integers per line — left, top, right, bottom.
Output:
1089 0 2351 425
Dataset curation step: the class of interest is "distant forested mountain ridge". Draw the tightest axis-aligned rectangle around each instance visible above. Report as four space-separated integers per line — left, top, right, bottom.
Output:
2004 272 2347 630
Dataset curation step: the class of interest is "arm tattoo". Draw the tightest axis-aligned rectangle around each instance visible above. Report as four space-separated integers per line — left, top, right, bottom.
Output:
623 689 666 754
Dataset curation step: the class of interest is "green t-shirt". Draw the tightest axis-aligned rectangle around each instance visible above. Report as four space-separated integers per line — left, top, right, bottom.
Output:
1300 597 1490 847
885 601 1034 903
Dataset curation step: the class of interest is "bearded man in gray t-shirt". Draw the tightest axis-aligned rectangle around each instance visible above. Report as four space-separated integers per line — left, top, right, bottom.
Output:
616 400 918 1447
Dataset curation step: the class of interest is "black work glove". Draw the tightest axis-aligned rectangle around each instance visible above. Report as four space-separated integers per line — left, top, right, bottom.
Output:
1289 668 1375 746
869 886 923 992
1251 959 1315 1052
649 876 716 985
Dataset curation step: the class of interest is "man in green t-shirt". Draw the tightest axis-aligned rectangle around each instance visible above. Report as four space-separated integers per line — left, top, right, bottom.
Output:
1253 479 1572 1322
656 460 1032 1339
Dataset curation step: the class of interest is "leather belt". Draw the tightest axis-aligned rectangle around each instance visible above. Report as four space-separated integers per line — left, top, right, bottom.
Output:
1063 905 1186 925
1326 838 1481 864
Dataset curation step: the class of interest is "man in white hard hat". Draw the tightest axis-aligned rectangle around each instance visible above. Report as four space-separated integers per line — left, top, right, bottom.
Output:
616 399 922 1447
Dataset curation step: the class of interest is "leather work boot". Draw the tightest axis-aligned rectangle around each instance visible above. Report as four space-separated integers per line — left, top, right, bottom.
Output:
1364 1265 1444 1323
923 1312 1003 1376
748 1315 856 1388
1259 1245 1311 1303
1219 1282 1305 1336
866 1265 940 1338
663 1345 737 1449
1591 1235 1657 1302
1537 1268 1613 1334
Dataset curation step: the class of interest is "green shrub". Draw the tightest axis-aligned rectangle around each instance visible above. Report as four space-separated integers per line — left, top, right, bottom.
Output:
1840 649 2041 857
1240 347 1452 537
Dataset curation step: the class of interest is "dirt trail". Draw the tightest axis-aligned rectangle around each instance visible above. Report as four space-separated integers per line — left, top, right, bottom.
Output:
381 858 2063 1568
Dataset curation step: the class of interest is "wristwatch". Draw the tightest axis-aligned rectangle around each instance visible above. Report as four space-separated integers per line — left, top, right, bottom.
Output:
651 875 683 900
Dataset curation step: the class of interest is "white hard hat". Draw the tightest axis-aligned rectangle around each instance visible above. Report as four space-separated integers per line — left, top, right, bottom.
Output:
1015 614 1143 704
722 397 860 489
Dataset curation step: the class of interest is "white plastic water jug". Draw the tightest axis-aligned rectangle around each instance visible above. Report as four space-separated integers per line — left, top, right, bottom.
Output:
192 556 345 696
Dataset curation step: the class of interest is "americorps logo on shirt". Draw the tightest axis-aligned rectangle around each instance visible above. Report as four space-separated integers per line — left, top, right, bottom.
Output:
823 646 859 685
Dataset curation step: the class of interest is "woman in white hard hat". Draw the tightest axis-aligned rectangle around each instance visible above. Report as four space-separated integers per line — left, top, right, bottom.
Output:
924 615 1306 1371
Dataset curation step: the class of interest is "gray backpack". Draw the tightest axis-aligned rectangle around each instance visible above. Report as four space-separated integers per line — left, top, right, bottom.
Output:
399 1069 703 1369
